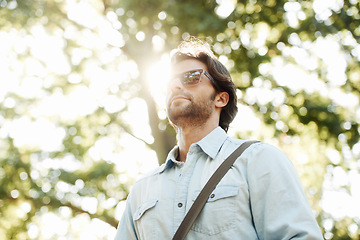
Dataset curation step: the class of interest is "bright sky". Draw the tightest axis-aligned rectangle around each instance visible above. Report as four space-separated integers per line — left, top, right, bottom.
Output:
1 0 359 239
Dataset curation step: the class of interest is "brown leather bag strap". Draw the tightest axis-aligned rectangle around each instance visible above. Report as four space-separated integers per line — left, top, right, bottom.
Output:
172 140 259 240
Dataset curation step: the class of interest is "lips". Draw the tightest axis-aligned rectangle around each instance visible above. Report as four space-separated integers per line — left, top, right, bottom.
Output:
171 95 189 102
167 92 193 109
169 91 192 103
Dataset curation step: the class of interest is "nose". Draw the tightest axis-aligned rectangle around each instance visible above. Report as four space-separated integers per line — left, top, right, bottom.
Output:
166 77 183 93
166 77 185 106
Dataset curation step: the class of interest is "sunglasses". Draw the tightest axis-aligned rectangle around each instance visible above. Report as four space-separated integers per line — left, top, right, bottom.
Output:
171 69 215 87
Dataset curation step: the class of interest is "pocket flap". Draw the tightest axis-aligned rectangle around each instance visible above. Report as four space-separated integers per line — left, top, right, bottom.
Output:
192 185 239 202
134 199 158 221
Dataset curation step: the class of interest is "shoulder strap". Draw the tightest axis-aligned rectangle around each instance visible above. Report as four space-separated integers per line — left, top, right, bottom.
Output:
172 140 259 240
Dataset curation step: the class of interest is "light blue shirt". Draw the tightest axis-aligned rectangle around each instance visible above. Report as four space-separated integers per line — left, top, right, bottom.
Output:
115 127 323 240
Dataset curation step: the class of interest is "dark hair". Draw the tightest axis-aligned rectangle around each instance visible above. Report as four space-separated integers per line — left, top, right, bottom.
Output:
171 37 238 132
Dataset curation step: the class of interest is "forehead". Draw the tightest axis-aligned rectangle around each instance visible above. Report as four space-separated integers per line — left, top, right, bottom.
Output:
172 59 208 74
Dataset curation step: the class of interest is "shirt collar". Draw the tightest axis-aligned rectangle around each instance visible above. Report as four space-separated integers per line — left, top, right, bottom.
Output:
196 126 228 159
160 126 228 173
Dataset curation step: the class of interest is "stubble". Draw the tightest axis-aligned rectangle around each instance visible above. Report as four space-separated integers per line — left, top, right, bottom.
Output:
167 92 216 128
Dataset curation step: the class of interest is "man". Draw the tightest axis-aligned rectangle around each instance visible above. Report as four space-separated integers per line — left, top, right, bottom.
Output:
115 38 323 239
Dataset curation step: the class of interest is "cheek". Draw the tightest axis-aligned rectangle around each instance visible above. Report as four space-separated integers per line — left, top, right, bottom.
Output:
198 89 216 102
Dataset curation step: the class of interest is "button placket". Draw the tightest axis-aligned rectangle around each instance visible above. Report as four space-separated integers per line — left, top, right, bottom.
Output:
173 153 198 226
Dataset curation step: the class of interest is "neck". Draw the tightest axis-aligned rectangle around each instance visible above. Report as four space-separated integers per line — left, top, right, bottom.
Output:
176 118 219 162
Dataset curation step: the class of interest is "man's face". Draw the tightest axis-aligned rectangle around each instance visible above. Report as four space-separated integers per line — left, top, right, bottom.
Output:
166 59 217 128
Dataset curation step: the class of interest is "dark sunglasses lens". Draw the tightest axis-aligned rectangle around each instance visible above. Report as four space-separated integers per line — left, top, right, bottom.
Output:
183 71 201 85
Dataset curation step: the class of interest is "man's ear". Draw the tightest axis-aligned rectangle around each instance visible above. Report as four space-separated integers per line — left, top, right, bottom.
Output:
215 92 229 108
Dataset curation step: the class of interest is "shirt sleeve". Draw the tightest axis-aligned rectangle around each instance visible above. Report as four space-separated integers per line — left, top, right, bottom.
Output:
247 143 323 240
114 192 138 240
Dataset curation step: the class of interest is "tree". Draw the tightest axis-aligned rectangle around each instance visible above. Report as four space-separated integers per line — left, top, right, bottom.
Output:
0 0 359 239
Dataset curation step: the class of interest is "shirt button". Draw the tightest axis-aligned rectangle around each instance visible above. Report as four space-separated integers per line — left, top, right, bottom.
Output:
210 194 215 198
178 203 183 208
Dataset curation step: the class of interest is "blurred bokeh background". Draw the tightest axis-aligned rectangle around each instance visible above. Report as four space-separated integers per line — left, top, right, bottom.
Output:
0 0 359 239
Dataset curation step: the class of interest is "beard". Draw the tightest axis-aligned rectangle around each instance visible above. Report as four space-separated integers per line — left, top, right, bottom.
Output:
167 92 216 128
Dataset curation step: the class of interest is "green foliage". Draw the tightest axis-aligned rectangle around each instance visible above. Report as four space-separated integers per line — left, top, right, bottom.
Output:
0 0 359 239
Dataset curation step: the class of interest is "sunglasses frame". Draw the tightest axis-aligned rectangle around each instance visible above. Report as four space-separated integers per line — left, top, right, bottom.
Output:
172 69 216 87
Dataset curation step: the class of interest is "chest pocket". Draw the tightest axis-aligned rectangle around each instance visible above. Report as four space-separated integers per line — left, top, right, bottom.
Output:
134 199 158 240
191 185 239 236
134 199 158 221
